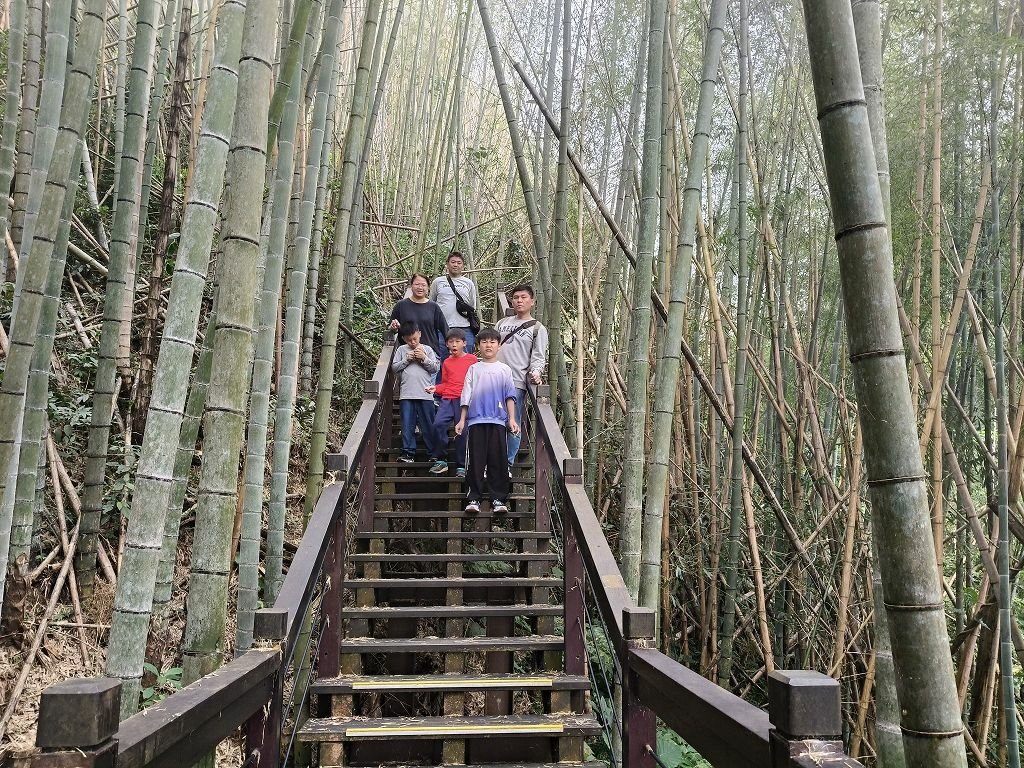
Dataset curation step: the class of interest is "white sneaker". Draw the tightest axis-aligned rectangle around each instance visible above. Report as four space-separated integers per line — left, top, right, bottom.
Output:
491 500 508 514
465 499 481 514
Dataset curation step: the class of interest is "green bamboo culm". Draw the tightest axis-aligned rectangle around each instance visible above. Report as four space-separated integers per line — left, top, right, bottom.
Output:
0 0 107 613
76 0 164 596
618 0 665 599
9 0 43 258
9 0 72 315
104 0 248 714
800 1 968 764
237 50 305 647
0 0 26 282
990 1 1020 759
304 0 383 517
717 0 750 689
638 0 727 614
259 0 346 653
475 0 550 304
180 0 279 690
850 0 904 763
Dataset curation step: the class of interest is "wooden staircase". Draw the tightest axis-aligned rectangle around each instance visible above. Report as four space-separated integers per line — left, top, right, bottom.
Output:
299 410 602 768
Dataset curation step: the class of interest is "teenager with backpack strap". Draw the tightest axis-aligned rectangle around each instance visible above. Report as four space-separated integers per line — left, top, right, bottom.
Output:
495 284 549 468
429 251 480 352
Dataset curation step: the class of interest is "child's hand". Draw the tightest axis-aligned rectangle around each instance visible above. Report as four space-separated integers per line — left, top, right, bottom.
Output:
508 418 520 436
454 418 466 435
411 346 426 361
424 385 436 395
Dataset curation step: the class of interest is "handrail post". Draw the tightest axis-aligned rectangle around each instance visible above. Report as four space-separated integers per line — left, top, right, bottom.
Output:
247 613 286 768
318 485 347 680
562 456 585 703
622 607 657 768
768 670 862 766
28 678 120 766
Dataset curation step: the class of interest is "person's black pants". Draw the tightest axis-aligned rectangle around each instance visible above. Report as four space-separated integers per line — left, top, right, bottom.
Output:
466 423 510 502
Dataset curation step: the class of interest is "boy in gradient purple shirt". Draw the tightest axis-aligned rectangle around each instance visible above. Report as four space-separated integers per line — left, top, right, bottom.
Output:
454 328 519 513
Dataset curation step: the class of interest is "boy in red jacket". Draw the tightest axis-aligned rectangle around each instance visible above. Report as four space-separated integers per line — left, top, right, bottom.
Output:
425 329 477 476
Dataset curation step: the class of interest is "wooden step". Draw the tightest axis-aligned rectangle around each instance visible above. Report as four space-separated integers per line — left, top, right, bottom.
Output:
355 531 550 541
346 577 560 589
342 604 563 619
299 714 600 741
376 460 533 469
375 492 533 501
349 552 555 563
374 475 536 485
340 635 563 653
311 672 589 694
370 508 534 518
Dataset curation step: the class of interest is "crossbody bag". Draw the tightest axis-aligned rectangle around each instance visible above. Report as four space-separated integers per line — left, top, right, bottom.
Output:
445 276 481 334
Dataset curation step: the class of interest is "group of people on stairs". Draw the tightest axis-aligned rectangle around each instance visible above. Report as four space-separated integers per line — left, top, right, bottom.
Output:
388 253 549 514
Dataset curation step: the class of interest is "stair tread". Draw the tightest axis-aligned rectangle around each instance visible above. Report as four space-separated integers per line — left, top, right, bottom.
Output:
371 509 535 518
375 493 533 500
347 577 559 588
341 635 563 652
374 475 536 485
355 531 550 540
312 672 589 693
343 604 562 618
349 552 555 562
299 714 600 741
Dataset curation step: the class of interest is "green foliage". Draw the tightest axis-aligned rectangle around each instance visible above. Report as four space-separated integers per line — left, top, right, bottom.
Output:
656 727 711 768
140 662 183 706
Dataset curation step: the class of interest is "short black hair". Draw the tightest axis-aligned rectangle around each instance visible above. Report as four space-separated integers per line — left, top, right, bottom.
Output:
446 328 467 341
509 284 534 299
447 251 464 263
398 321 420 341
476 327 501 343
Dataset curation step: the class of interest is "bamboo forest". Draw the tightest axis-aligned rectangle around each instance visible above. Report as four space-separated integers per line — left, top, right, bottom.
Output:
0 0 1022 764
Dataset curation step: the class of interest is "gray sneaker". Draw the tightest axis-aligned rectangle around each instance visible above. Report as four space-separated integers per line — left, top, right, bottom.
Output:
455 466 467 479
429 460 448 474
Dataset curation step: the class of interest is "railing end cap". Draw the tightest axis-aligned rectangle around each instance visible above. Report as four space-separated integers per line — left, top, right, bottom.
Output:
768 670 842 739
363 379 381 398
37 678 121 749
254 607 289 642
622 606 656 641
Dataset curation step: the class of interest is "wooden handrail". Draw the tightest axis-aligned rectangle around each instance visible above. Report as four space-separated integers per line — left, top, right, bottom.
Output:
529 378 865 768
24 343 398 768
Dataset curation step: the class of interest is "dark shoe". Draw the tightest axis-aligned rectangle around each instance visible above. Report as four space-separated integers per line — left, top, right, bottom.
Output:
491 500 508 514
398 454 415 463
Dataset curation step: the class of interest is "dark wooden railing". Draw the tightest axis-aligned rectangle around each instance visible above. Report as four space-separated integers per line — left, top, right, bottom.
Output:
18 343 396 768
528 383 864 768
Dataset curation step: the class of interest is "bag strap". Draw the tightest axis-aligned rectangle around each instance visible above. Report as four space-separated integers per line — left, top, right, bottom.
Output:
500 319 537 346
446 275 471 307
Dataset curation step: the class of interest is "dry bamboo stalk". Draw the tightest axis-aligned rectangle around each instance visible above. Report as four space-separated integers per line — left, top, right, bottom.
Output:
0 519 81 741
48 437 89 664
831 422 862 675
740 473 773 673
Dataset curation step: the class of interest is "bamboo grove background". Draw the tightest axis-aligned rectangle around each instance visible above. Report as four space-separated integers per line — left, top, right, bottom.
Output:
0 0 1021 764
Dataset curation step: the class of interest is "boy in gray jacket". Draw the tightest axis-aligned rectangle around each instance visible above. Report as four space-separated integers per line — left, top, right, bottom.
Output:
496 285 548 466
391 322 441 463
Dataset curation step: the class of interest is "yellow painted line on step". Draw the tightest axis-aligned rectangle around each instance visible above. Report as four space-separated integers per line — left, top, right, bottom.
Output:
346 723 564 737
351 677 555 691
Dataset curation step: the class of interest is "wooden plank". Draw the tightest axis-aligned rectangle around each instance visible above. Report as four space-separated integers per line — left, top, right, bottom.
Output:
345 577 560 589
117 650 279 768
370 508 533 518
348 552 556 562
354 531 550 540
342 603 563 618
311 673 590 694
340 635 564 653
299 714 600 741
628 647 769 768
